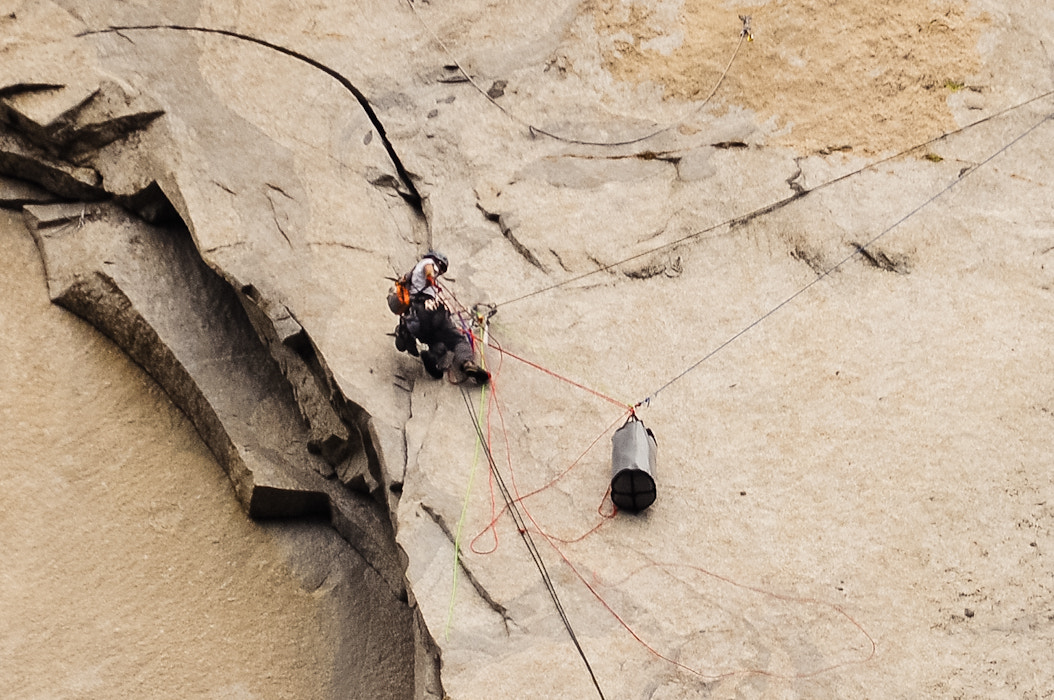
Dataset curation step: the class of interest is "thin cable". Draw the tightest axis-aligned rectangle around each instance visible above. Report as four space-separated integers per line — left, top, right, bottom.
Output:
637 109 1054 407
404 0 751 147
438 286 631 409
487 341 631 409
465 366 876 682
458 386 608 700
494 88 1054 309
469 408 628 554
462 329 875 681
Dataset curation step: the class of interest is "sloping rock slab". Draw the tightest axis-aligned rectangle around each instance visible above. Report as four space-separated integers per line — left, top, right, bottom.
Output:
25 200 405 596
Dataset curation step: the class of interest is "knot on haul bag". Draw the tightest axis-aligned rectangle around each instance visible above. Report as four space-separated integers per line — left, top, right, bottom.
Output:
610 414 657 512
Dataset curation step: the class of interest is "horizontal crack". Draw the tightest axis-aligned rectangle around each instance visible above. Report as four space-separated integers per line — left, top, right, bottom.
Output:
729 190 809 229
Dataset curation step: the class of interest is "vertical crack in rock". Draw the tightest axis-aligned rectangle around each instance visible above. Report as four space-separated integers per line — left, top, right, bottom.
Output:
421 503 515 634
412 603 446 700
852 242 912 274
787 159 807 195
789 243 829 276
236 282 385 496
264 185 294 247
498 213 548 271
549 247 573 272
477 203 548 272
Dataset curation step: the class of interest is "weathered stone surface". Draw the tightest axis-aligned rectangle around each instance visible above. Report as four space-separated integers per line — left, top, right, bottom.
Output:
0 129 105 199
49 80 164 157
25 201 406 598
0 82 139 155
1 210 414 699
4 0 1054 698
0 173 60 207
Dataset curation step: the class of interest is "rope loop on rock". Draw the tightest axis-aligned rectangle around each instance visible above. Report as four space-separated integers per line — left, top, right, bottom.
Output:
402 0 751 147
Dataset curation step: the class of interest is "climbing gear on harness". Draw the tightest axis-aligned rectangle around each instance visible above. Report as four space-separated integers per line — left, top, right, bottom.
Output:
393 319 419 356
421 344 447 378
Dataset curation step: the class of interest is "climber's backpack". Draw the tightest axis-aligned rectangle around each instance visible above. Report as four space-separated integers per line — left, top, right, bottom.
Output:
387 273 412 315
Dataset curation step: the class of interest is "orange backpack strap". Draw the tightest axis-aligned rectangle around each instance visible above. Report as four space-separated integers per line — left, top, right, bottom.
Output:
387 273 412 315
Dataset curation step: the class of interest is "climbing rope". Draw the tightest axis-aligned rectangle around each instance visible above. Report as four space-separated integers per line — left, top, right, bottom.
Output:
492 88 1054 309
444 377 489 639
403 1 752 147
457 329 876 684
635 106 1054 407
457 385 608 700
468 407 628 555
485 342 631 410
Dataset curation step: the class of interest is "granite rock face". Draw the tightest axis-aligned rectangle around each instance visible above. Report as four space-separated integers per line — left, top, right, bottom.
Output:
4 1 1054 698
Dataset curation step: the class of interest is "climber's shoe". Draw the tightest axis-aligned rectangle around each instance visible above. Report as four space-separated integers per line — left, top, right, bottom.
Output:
461 361 490 385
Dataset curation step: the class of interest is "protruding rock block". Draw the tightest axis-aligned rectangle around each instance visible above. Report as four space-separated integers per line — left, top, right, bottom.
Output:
0 130 105 199
25 201 405 596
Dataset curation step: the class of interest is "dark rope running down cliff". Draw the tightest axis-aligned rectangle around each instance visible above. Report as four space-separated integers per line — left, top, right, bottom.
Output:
77 24 423 212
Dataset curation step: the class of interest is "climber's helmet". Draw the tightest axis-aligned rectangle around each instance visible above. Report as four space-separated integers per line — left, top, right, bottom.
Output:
426 250 449 275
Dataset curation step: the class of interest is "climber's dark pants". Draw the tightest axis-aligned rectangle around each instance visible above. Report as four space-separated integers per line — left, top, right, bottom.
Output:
404 300 473 374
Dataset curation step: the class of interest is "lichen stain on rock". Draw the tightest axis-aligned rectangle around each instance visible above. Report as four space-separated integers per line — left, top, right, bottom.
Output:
588 0 987 154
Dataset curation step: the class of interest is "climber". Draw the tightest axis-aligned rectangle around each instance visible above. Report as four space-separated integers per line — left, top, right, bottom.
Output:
392 251 490 384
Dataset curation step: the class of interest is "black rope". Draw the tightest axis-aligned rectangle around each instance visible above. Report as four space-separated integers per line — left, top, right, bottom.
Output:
493 88 1054 309
76 24 423 212
636 109 1054 407
405 2 752 148
457 386 607 700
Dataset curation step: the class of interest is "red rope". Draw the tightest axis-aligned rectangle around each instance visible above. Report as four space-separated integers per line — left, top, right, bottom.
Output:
487 341 631 410
441 290 875 683
540 537 877 681
469 398 626 554
464 343 874 682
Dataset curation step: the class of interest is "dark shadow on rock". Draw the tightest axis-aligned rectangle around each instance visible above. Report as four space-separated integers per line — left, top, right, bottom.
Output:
25 201 408 595
6 67 433 699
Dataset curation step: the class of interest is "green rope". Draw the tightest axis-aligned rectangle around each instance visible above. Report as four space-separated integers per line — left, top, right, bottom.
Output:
444 380 489 638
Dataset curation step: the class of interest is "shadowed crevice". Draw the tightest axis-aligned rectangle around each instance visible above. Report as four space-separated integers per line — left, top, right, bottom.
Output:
76 24 424 213
25 201 407 601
